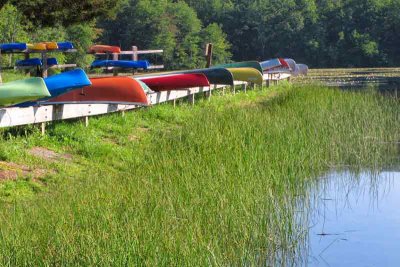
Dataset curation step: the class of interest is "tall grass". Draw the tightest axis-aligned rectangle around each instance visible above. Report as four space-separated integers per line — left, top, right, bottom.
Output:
0 84 398 265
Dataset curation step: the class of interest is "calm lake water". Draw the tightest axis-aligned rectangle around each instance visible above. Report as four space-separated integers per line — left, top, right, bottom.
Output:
288 69 400 266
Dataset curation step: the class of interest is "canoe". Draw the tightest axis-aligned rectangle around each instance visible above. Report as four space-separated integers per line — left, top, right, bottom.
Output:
260 59 282 71
47 58 58 66
0 78 50 107
44 77 149 105
295 64 308 76
15 69 92 107
88 45 121 54
214 61 263 74
57 42 74 50
176 68 233 85
135 67 234 85
91 60 150 69
0 43 27 52
42 42 58 50
16 58 43 67
278 58 290 68
27 43 47 51
227 68 263 85
138 73 210 91
284 58 296 71
44 68 91 97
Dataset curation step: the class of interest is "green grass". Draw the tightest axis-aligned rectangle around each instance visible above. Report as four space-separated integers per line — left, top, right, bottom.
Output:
0 83 398 265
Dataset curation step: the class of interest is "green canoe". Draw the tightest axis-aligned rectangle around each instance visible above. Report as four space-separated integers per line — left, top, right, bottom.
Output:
227 68 264 85
0 78 51 107
214 61 263 74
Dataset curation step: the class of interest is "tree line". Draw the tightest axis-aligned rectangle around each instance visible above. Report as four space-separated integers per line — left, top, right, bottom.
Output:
1 0 400 68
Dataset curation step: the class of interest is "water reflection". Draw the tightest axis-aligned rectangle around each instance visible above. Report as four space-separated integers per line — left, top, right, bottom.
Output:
304 170 400 266
295 68 400 97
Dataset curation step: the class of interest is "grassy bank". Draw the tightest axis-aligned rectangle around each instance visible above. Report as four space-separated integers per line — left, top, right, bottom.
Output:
0 83 398 265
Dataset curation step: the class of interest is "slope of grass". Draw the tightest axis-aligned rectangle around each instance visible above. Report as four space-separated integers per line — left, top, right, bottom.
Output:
0 83 398 265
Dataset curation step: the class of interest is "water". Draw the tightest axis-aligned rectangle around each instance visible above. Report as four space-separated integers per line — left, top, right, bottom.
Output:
289 68 400 266
306 170 400 266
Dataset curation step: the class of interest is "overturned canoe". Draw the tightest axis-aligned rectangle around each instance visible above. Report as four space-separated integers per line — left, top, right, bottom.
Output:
42 42 58 50
91 60 150 69
0 78 50 107
214 61 263 74
27 43 47 51
177 68 233 85
15 58 59 67
138 73 210 91
260 59 281 71
0 43 27 52
16 58 43 67
88 45 121 54
44 68 91 97
227 68 263 85
57 42 74 50
44 77 149 106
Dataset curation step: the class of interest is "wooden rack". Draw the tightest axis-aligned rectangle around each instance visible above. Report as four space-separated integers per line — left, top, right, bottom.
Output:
0 48 78 83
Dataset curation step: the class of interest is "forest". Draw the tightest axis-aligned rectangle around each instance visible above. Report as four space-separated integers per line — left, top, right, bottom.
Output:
1 0 400 68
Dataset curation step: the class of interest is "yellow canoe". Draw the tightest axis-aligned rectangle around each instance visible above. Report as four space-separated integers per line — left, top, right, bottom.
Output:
226 67 263 85
27 43 47 51
42 42 58 50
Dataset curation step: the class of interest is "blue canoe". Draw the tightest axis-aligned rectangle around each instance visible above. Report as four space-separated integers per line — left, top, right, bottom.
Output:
16 68 91 107
91 60 150 69
44 68 91 97
16 58 43 67
0 43 28 52
57 42 74 50
47 58 58 66
15 58 59 67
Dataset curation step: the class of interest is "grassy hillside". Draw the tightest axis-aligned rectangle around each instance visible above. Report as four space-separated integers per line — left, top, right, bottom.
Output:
0 84 398 265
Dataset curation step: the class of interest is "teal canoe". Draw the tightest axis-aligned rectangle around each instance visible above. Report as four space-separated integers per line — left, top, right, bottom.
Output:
0 78 50 107
213 61 263 74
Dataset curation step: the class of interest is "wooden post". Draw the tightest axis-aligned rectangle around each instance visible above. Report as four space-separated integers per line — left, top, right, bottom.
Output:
205 43 213 68
187 90 195 105
242 83 247 93
173 99 177 107
112 53 119 76
121 110 125 117
41 52 48 78
24 53 30 76
222 86 225 96
231 85 235 95
41 122 46 135
132 46 138 75
84 116 89 127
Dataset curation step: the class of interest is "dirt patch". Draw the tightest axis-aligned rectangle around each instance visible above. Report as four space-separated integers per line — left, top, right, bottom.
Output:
0 161 48 181
28 147 73 162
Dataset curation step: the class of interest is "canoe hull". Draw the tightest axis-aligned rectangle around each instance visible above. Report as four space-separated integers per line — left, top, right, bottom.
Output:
0 78 50 107
89 45 121 54
91 60 150 69
227 68 263 85
214 61 263 74
0 43 27 52
44 77 149 106
139 73 210 91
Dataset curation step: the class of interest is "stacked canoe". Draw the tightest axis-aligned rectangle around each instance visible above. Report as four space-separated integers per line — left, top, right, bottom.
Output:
1 42 308 109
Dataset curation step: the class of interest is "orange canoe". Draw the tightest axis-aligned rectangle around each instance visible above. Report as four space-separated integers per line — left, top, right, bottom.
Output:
42 42 58 50
88 45 121 54
44 77 149 105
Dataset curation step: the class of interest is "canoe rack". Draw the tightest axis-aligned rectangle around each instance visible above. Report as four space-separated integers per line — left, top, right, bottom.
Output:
0 73 291 134
92 46 164 75
0 48 78 83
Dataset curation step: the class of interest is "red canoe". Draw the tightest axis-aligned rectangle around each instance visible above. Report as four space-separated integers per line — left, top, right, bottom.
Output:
44 77 149 105
88 45 121 54
138 73 210 92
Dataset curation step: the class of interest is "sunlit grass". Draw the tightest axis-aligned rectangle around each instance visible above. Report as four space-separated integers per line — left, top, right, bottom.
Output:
0 83 398 265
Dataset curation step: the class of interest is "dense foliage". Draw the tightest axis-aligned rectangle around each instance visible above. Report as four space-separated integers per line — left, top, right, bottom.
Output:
1 0 400 68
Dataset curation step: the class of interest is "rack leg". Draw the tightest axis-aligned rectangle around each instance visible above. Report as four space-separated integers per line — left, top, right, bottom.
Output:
85 116 89 127
41 122 46 136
